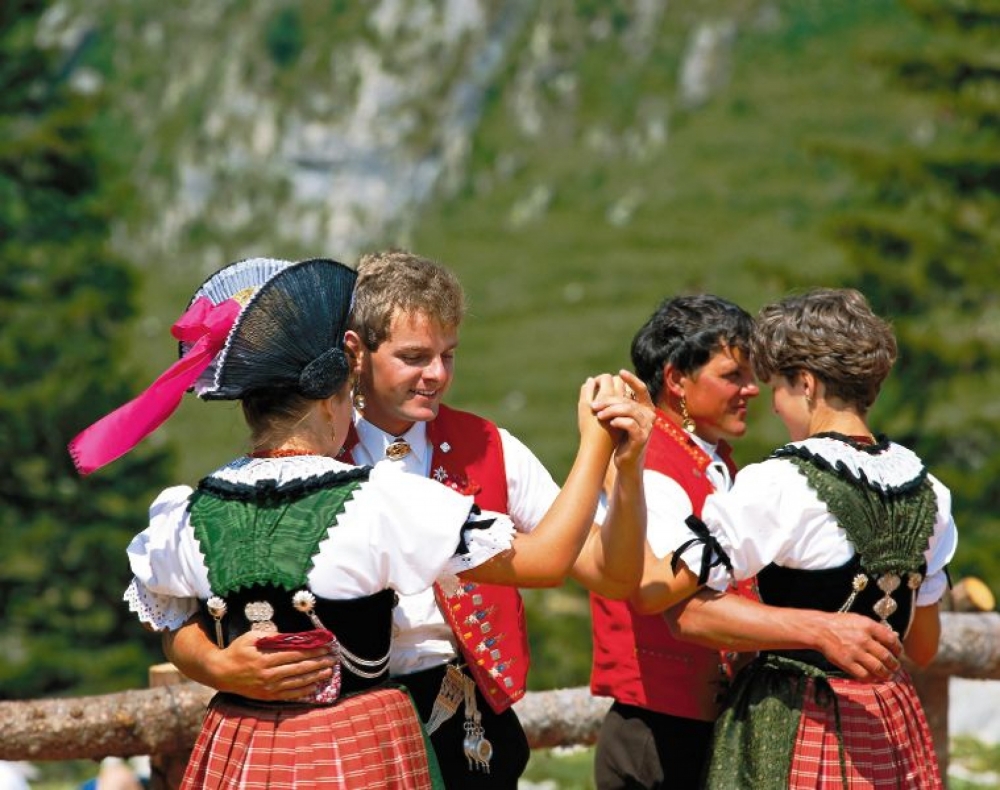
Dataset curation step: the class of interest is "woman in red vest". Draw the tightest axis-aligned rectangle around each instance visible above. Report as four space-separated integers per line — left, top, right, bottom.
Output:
661 289 954 788
590 294 761 789
590 294 905 790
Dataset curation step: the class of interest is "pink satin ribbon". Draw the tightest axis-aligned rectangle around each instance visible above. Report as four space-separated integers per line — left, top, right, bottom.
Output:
68 296 242 475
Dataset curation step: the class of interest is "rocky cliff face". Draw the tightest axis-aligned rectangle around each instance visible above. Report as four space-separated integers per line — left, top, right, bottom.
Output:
45 0 744 276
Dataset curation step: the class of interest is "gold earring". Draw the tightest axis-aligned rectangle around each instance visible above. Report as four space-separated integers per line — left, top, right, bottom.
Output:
680 397 696 433
353 384 366 411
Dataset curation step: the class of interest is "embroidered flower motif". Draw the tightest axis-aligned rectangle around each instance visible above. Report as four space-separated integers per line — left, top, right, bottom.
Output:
445 473 480 496
207 596 227 619
440 442 451 453
433 466 449 482
293 590 317 613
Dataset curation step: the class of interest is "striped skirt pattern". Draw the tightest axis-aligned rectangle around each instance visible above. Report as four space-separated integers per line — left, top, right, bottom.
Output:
182 688 441 789
788 672 942 788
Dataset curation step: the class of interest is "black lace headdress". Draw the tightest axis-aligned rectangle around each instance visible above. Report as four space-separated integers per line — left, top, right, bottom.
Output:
69 256 356 474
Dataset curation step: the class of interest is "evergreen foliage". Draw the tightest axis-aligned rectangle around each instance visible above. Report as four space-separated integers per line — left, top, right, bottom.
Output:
0 0 171 698
828 0 1000 589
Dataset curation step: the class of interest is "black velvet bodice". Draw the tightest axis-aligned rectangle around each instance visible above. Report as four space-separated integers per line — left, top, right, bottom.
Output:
199 587 397 695
756 556 924 671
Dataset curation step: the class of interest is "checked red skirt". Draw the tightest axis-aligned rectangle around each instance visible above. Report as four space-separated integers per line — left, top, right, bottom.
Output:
182 687 442 789
787 671 942 788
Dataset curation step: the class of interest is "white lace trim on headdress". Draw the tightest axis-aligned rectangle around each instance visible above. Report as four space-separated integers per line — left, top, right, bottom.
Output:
437 509 517 597
188 257 294 397
787 436 926 492
124 577 197 632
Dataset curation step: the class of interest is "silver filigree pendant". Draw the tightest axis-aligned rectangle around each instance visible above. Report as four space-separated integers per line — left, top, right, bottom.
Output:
245 600 277 632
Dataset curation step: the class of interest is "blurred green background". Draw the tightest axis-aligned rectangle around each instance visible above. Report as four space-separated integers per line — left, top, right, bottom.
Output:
3 0 998 785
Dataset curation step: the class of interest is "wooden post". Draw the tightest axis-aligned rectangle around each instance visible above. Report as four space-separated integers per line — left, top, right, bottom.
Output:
148 664 196 790
944 577 996 613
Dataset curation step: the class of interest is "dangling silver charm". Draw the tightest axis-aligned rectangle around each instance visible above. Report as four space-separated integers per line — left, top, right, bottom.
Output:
292 589 327 630
838 573 869 613
462 673 492 773
425 664 465 735
873 573 901 625
207 595 227 648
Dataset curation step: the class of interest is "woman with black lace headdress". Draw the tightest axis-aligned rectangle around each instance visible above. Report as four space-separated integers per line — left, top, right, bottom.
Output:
69 257 652 789
658 288 955 789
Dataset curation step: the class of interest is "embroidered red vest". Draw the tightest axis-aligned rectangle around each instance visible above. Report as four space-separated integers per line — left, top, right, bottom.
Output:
340 404 530 714
589 411 739 721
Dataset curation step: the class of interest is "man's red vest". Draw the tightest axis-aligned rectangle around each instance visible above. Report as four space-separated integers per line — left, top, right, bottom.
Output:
340 404 530 714
589 412 738 721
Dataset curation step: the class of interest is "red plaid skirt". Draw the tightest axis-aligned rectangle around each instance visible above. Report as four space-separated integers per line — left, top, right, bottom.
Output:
182 687 442 789
788 672 942 788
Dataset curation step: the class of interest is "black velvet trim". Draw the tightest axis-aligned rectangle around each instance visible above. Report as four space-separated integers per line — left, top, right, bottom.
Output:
770 433 928 497
456 504 494 556
192 465 372 507
670 514 734 585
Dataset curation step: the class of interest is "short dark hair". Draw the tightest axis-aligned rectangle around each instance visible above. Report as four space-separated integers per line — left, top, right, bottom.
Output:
751 287 896 412
631 294 754 404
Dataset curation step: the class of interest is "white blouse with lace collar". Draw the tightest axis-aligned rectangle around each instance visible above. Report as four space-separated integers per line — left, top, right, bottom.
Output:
124 454 516 631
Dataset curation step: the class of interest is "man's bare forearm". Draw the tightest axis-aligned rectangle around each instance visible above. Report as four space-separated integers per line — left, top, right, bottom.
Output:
666 589 901 682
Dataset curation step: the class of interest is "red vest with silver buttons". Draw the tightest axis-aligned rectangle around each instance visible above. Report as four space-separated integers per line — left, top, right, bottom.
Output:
341 405 530 714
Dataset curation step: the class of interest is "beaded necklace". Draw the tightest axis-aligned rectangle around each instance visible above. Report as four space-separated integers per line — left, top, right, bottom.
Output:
248 447 318 459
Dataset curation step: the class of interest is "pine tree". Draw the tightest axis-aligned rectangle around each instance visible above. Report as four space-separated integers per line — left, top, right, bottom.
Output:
831 0 1000 586
0 0 172 698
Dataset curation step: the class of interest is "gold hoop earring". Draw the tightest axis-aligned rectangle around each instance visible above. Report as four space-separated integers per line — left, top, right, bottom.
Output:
680 397 696 433
353 384 366 411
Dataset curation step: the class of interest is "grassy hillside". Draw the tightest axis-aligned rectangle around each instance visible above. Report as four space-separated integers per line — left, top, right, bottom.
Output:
114 0 938 694
407 0 932 692
92 0 972 684
409 0 928 480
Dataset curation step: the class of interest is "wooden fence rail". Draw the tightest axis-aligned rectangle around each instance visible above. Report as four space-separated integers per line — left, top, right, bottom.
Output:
1 612 998 787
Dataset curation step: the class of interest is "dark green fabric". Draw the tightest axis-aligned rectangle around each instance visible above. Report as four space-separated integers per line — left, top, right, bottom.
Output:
706 655 845 790
190 479 363 595
783 455 937 577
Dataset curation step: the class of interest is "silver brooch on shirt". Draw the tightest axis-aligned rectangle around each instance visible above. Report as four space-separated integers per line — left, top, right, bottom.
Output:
385 438 411 460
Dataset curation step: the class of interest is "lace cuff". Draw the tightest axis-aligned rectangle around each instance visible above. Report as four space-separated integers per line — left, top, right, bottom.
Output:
124 577 198 632
671 514 734 586
438 509 516 595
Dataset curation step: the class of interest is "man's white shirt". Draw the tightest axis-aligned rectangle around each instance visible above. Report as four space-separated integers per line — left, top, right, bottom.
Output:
351 412 561 675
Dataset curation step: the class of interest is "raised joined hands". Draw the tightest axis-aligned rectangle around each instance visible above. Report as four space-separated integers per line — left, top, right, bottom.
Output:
589 370 654 472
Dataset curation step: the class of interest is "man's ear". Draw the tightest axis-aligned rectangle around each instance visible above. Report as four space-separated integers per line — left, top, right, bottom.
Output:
343 330 364 363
